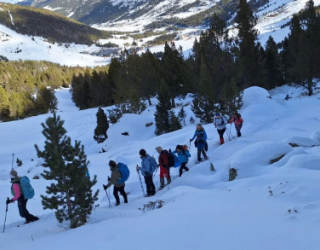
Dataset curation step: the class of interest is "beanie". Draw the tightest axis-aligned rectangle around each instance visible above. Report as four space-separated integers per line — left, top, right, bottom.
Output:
108 160 117 168
10 169 18 178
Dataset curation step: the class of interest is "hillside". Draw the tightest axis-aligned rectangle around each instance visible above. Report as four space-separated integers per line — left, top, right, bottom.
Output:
0 2 111 45
0 85 320 249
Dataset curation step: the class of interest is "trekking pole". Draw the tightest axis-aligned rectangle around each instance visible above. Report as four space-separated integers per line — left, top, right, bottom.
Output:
137 168 146 197
3 198 9 233
153 165 159 179
104 189 112 209
11 154 14 170
226 126 236 141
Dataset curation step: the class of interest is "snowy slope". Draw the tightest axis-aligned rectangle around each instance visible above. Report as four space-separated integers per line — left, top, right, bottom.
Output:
0 85 320 249
0 23 110 66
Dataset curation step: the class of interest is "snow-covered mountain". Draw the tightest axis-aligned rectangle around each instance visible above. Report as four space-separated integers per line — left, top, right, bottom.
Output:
0 85 320 249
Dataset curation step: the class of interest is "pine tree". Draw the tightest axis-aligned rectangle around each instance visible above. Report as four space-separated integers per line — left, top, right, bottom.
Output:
94 107 109 143
264 36 283 89
177 106 187 125
35 114 99 229
168 110 182 132
154 81 171 135
235 0 262 87
191 58 217 124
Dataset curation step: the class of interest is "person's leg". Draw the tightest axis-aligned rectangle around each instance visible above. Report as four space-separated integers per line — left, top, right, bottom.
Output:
147 175 156 195
180 162 189 177
113 186 120 204
201 148 208 159
119 185 128 203
144 176 152 195
164 167 171 185
159 166 165 188
197 147 201 161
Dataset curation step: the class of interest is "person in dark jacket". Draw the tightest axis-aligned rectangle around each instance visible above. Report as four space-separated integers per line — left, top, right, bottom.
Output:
156 146 171 190
190 124 208 162
136 149 156 197
6 170 39 224
103 160 128 206
172 145 191 177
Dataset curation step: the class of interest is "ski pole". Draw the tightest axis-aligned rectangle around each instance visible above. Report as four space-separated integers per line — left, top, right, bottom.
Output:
3 198 9 233
153 165 159 179
105 189 112 209
11 154 14 170
137 168 146 197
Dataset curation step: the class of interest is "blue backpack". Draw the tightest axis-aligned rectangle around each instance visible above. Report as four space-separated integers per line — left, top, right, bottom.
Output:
173 155 181 168
117 163 130 184
20 176 35 199
148 156 158 173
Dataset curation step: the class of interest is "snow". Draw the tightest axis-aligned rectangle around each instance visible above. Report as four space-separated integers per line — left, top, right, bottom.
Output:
1 85 320 249
0 23 111 67
283 136 319 147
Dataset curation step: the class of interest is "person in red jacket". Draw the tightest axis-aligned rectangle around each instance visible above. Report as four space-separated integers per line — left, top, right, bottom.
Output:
6 170 39 224
230 112 244 137
156 146 171 190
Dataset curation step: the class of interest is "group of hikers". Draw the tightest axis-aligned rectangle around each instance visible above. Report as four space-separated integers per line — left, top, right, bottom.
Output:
6 112 244 222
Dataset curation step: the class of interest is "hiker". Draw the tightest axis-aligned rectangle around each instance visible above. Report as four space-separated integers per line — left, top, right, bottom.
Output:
190 124 208 163
6 170 39 224
230 112 244 137
103 160 128 206
172 145 191 177
155 146 171 190
136 149 157 197
214 112 227 144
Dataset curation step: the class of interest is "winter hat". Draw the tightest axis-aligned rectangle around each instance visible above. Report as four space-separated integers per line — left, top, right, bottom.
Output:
176 145 183 150
108 160 117 168
215 112 220 116
10 169 18 179
155 146 162 153
139 149 146 157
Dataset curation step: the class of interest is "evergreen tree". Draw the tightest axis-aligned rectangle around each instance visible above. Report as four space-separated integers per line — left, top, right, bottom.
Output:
192 57 217 124
94 107 109 143
235 0 262 87
177 106 187 125
264 36 283 89
168 110 182 132
35 114 99 229
154 81 171 135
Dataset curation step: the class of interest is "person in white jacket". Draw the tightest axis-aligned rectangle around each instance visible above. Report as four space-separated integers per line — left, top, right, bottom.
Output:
214 112 227 145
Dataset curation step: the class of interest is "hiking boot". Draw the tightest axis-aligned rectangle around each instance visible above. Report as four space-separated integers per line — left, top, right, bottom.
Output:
160 177 165 187
167 177 171 185
220 138 224 145
237 132 241 137
159 186 165 190
144 194 154 197
204 156 209 160
115 202 120 206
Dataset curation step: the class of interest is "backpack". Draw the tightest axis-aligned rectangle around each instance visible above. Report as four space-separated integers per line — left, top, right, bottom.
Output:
164 150 175 168
117 163 130 184
173 154 181 168
148 156 158 173
20 176 35 199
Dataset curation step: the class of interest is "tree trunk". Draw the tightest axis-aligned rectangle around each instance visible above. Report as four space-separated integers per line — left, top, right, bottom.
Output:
171 97 175 108
147 97 152 106
64 175 74 228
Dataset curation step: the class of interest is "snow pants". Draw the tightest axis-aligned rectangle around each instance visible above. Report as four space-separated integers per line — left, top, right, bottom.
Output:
113 184 128 204
159 166 170 179
144 174 156 195
235 123 242 137
17 198 37 222
217 128 226 139
179 162 189 177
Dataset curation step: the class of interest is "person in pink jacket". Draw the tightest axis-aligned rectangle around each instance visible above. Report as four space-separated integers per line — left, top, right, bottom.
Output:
6 170 39 224
230 112 244 137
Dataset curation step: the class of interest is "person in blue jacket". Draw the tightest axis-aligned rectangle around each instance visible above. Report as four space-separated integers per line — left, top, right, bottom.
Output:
172 145 191 177
190 124 208 163
136 149 157 197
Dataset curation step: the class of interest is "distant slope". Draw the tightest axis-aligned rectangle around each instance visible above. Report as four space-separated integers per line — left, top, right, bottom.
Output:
0 3 110 45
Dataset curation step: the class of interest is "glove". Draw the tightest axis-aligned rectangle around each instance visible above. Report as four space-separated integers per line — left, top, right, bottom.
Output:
107 176 111 181
103 184 108 190
6 198 12 205
189 139 193 142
